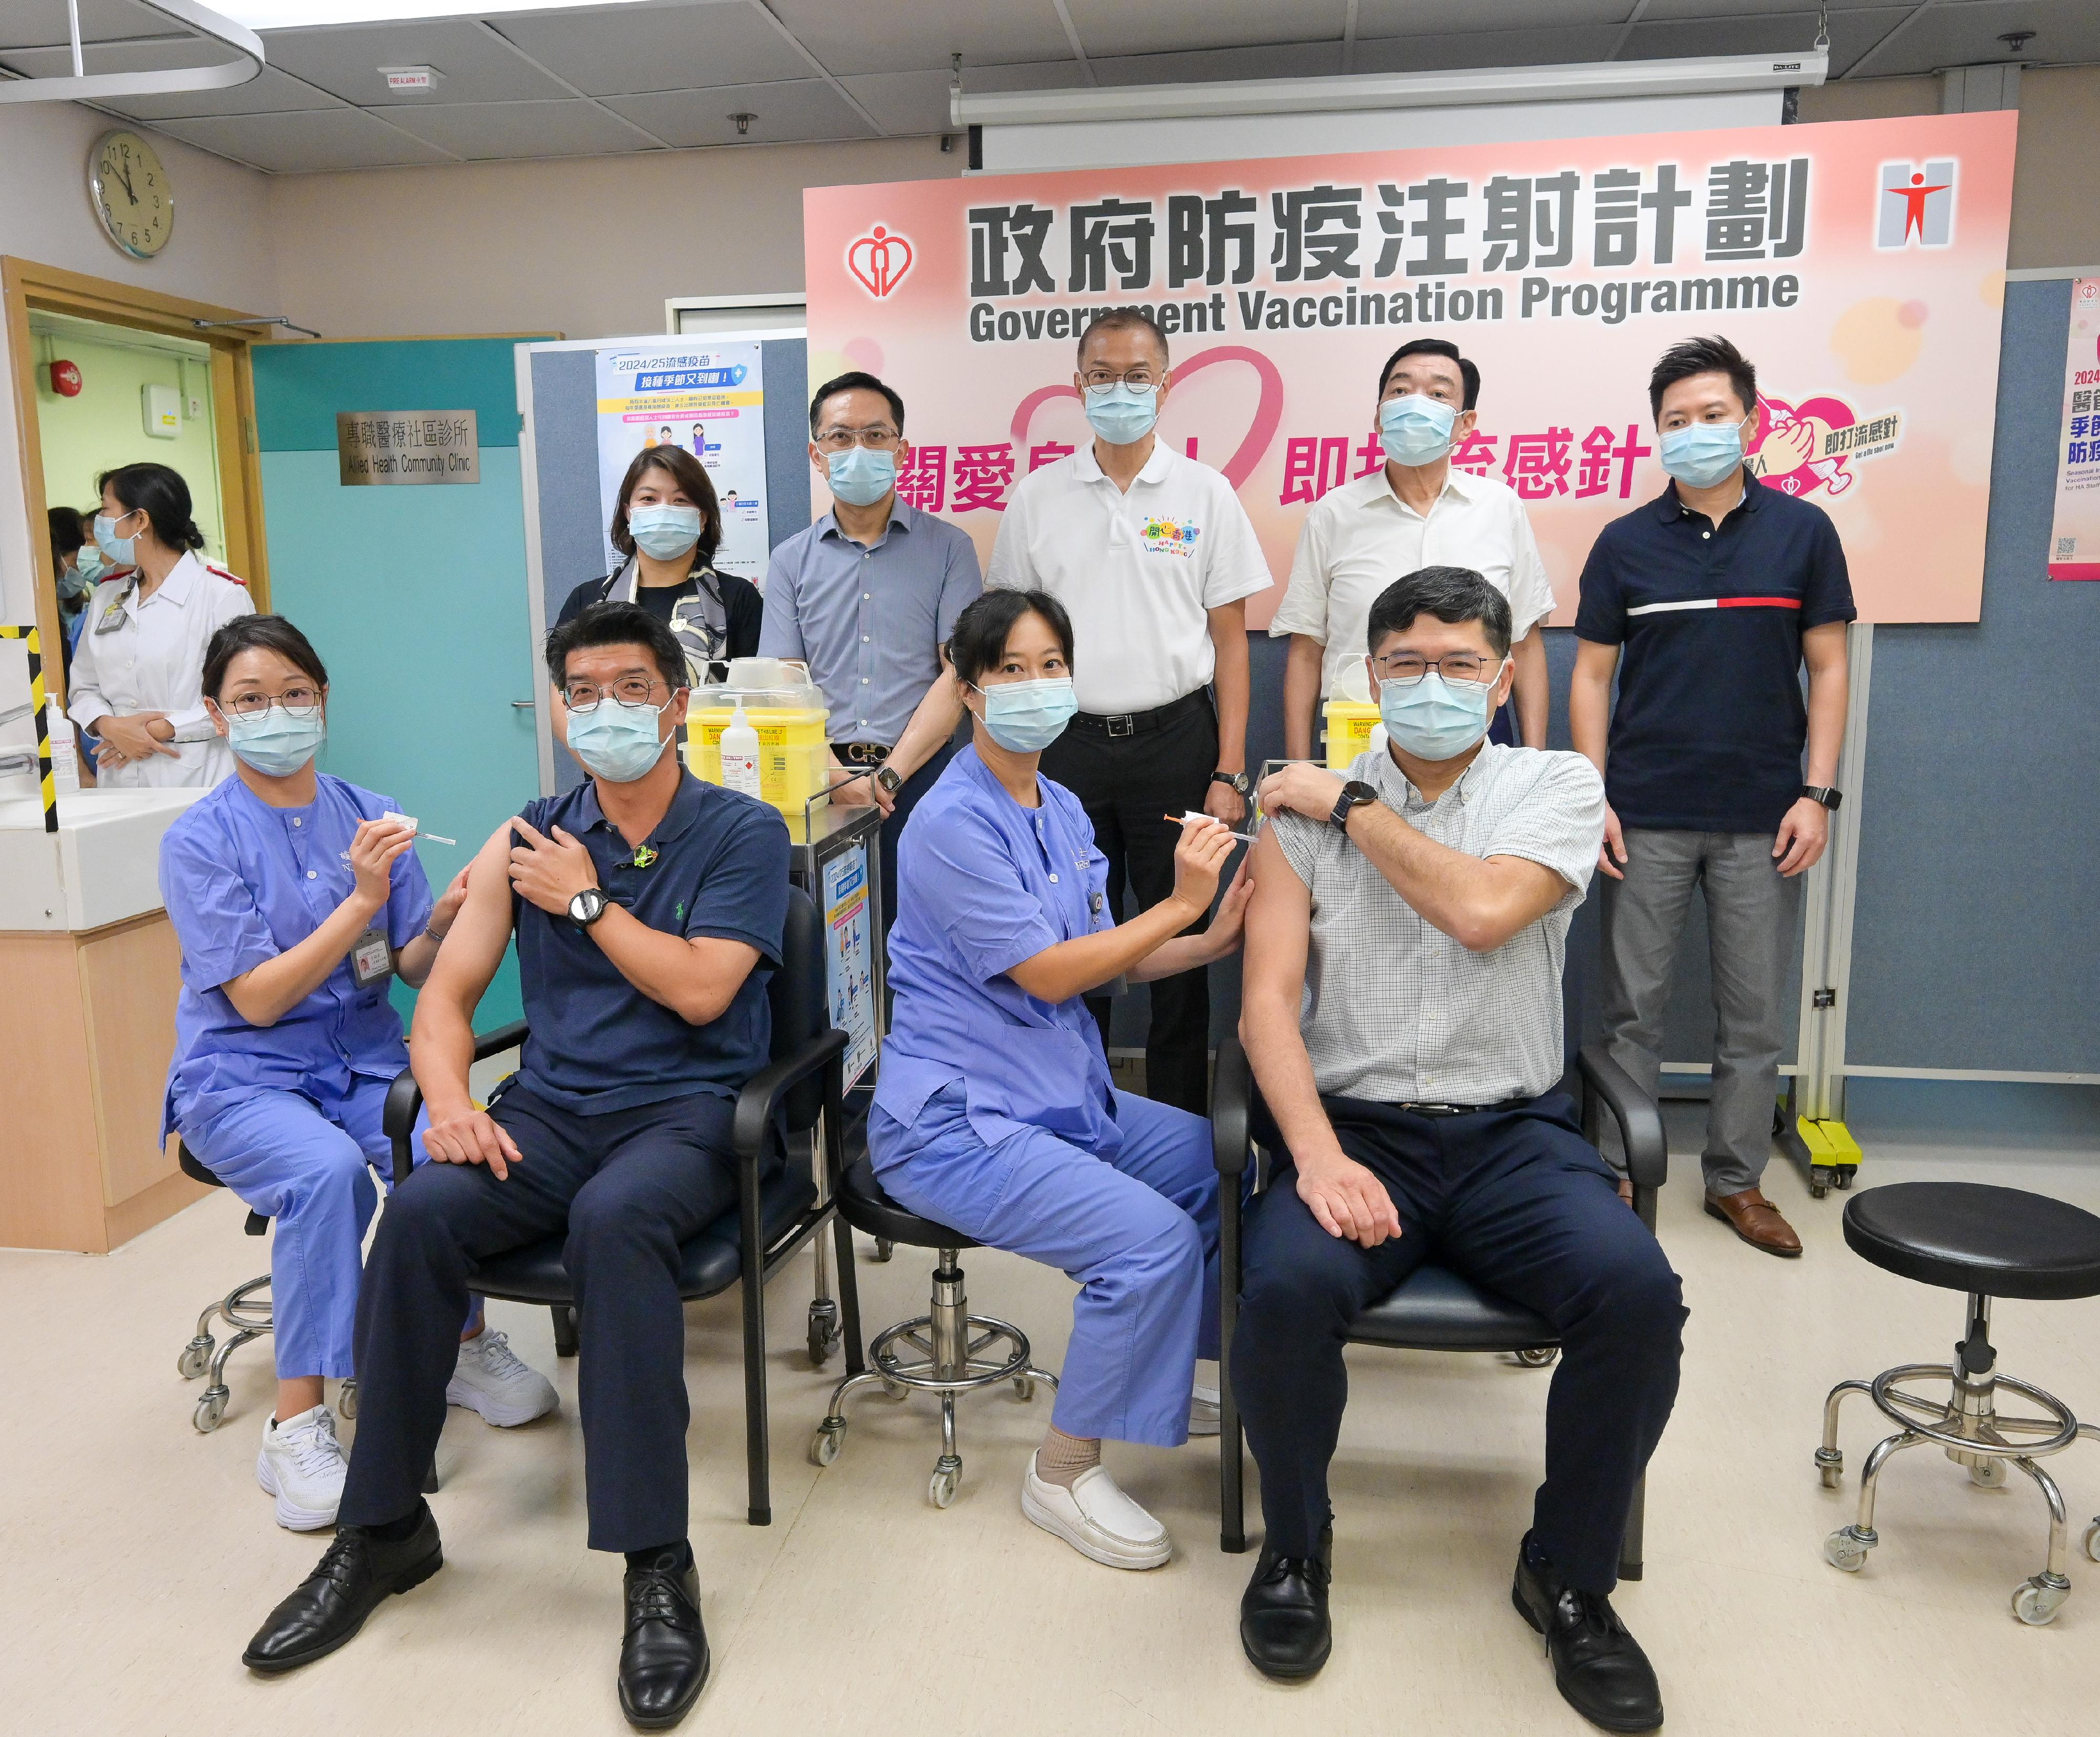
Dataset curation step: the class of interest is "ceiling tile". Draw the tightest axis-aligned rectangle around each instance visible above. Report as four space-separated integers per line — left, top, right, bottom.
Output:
766 0 1077 77
603 76 878 148
1090 41 1348 86
0 0 186 48
260 19 571 105
149 107 457 173
1352 1 1631 36
377 96 657 158
837 68 957 135
1063 1 1348 59
496 1 810 97
1624 13 1870 65
69 58 349 120
1879 0 2100 76
1351 24 1632 75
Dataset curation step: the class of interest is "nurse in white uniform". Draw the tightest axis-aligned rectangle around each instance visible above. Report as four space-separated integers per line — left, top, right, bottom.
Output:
68 462 253 788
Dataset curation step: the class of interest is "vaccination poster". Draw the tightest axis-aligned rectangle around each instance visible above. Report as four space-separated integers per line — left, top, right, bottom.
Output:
823 843 877 1087
594 339 769 582
2048 275 2100 581
805 112 2018 625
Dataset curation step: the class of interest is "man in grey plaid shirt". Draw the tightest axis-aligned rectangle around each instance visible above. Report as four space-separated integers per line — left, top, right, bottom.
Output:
1231 567 1685 1735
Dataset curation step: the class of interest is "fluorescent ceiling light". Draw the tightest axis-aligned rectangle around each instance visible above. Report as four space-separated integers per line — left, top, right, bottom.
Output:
226 1 646 27
952 51 1829 129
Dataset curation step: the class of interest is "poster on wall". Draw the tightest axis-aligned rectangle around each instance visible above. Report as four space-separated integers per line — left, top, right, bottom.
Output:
822 842 877 1087
2048 276 2100 582
594 339 768 581
805 112 2018 625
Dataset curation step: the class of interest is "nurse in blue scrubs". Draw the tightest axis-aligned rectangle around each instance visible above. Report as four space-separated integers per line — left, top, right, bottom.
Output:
161 614 556 1533
872 587 1251 1571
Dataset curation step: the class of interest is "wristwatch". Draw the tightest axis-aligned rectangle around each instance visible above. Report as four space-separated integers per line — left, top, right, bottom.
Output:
1801 784 1844 811
1211 770 1253 799
875 764 903 796
1329 778 1377 832
568 887 610 928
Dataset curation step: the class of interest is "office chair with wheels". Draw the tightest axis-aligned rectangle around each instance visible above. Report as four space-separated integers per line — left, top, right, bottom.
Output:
382 884 865 1525
1211 1034 1669 1577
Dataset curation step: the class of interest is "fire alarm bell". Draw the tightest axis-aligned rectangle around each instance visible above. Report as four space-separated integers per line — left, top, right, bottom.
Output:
49 359 81 396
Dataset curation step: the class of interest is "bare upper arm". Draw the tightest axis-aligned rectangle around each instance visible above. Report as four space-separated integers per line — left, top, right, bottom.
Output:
1802 619 1848 668
1241 829 1311 1012
1571 637 1621 682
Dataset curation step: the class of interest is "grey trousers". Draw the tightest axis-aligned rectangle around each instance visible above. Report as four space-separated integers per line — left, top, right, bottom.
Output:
1599 829 1802 1197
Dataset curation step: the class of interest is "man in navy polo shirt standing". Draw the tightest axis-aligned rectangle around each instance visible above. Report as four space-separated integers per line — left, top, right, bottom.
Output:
242 601 789 1729
1570 336 1854 1259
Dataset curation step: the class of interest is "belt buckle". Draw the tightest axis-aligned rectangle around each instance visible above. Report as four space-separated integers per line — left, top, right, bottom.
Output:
1105 714 1136 738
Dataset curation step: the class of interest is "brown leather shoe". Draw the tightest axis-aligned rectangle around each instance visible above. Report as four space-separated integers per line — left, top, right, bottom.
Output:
1705 1187 1803 1257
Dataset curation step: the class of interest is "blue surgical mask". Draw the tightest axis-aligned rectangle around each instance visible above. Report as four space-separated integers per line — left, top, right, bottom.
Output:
1084 383 1159 446
56 557 92 600
93 511 136 568
74 544 108 587
1379 664 1504 762
826 446 897 507
1658 417 1749 490
566 698 673 783
226 707 326 777
978 677 1077 754
627 504 704 561
1379 394 1457 467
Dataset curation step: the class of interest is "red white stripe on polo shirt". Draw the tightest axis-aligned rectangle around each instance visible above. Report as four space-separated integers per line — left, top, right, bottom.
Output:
1626 596 1802 616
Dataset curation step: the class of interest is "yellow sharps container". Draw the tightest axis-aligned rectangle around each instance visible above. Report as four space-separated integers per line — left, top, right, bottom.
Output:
685 657 831 838
1321 699 1380 770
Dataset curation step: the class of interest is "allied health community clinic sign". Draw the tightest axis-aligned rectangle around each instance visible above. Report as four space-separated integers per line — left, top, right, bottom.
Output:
805 112 2016 626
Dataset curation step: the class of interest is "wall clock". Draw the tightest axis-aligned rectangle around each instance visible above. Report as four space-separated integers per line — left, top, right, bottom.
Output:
89 130 174 260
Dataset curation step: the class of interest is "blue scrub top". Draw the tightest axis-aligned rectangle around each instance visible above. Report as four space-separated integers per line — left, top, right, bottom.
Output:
876 746 1119 1152
159 772 434 1140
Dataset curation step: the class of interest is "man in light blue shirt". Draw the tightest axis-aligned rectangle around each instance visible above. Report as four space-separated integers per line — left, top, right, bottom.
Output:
761 370 982 925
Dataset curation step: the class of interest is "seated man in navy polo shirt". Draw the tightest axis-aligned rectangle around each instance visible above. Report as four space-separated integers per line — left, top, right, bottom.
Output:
242 601 790 1731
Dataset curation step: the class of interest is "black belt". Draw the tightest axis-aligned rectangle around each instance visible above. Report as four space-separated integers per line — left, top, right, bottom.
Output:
1396 1095 1535 1118
835 741 890 766
1070 688 1212 739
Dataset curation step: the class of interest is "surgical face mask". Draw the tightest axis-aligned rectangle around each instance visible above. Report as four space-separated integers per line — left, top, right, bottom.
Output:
93 511 138 568
566 697 673 783
1083 383 1159 446
1378 663 1505 762
1379 394 1458 467
74 544 108 587
1658 416 1749 490
976 677 1077 754
56 555 93 600
826 445 898 507
627 504 704 561
226 706 326 778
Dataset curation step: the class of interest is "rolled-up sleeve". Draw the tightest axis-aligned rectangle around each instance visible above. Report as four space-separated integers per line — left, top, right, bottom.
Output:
1484 756 1607 902
161 820 278 995
918 811 1060 982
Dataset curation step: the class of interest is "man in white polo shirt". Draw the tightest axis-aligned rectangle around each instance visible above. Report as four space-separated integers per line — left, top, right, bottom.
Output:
1272 338 1556 759
987 307 1272 1115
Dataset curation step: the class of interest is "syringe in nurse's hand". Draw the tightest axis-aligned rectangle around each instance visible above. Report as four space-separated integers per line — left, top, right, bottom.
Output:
1169 811 1258 844
381 810 456 845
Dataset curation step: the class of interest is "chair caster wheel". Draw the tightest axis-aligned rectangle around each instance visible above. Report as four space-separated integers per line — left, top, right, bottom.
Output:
1513 1347 1558 1369
177 1338 212 1380
806 1301 840 1367
881 1378 908 1401
1809 1165 1833 1199
1835 1167 1855 1191
2012 1576 2069 1626
1823 1527 1870 1572
928 1466 960 1509
338 1379 358 1420
193 1392 227 1433
810 1423 844 1467
2081 1519 2100 1564
872 1238 895 1263
1014 1377 1035 1401
1967 1456 2007 1488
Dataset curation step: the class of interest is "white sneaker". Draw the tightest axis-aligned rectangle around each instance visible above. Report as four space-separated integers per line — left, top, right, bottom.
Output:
256 1405 348 1531
1189 1383 1221 1437
446 1327 559 1427
1021 1452 1173 1569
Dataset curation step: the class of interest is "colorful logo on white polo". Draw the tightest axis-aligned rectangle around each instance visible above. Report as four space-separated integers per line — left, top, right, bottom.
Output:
1141 516 1201 557
846 226 915 298
1876 160 1955 248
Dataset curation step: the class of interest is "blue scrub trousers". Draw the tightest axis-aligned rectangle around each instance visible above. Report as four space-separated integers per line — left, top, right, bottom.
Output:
182 1076 423 1382
870 1083 1219 1447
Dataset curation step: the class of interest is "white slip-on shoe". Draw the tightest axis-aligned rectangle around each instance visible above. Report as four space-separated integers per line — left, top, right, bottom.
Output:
446 1327 559 1427
1021 1452 1173 1569
1188 1383 1222 1437
256 1404 348 1531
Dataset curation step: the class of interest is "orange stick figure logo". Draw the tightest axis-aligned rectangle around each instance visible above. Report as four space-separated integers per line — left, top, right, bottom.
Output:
1888 171 1950 243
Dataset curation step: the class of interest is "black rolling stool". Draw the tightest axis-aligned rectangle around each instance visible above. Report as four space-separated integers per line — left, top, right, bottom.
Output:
809 1157 1059 1508
1816 1181 2100 1624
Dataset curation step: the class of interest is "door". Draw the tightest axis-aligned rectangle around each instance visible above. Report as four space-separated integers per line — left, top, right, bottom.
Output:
250 337 550 1029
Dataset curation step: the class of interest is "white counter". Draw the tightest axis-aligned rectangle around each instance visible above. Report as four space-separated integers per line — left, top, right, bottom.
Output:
0 786 207 932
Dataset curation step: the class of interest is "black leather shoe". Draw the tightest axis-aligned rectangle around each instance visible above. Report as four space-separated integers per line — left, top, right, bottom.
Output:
1239 1526 1332 1680
1510 1535 1664 1732
619 1552 710 1730
242 1505 443 1674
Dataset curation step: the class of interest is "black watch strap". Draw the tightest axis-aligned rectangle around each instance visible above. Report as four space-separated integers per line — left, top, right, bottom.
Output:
1329 778 1377 832
1802 784 1843 811
1211 770 1252 797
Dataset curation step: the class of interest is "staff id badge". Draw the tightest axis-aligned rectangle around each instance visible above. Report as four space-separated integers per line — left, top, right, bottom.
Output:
350 924 394 988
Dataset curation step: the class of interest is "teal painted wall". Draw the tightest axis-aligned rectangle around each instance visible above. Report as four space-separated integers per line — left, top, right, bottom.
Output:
253 339 545 1031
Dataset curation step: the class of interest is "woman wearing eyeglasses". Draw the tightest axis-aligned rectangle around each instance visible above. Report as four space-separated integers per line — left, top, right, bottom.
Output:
161 615 556 1535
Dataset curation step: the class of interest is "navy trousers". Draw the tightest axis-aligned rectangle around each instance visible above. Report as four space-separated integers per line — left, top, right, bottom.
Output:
1232 1093 1685 1593
337 1082 743 1554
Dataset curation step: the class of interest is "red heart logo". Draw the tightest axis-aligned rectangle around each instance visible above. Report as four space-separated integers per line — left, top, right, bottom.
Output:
846 226 914 298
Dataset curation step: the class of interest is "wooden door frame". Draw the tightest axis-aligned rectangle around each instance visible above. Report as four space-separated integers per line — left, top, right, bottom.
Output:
4 257 275 704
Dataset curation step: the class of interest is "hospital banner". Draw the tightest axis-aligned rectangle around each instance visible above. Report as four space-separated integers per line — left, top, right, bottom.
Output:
2048 275 2100 581
593 338 770 582
804 112 2017 625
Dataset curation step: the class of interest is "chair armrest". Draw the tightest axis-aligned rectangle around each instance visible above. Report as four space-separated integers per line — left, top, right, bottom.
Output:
731 1027 849 1169
1576 1043 1667 1196
1212 1033 1253 1179
382 1019 533 1188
